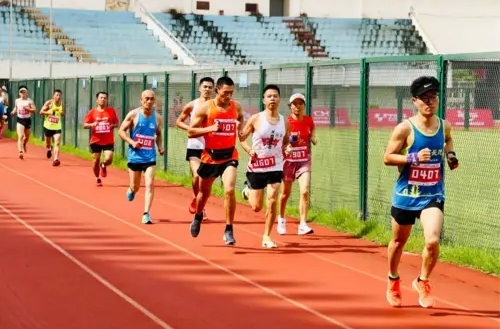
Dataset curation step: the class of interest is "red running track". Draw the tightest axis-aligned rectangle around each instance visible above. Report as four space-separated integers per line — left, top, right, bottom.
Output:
0 138 498 329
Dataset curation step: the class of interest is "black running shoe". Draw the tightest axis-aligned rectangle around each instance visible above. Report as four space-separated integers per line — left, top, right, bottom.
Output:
190 217 202 237
223 230 236 245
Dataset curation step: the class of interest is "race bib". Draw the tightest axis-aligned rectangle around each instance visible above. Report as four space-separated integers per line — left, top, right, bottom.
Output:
96 122 110 133
408 163 441 186
135 134 154 149
251 156 276 169
48 116 59 124
289 146 309 161
214 119 236 136
19 107 29 115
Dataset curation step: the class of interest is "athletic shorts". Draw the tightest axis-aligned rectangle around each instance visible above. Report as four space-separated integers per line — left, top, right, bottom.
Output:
44 128 61 138
283 160 311 182
197 159 238 179
391 199 445 225
17 117 31 129
186 148 203 161
89 143 114 154
127 161 156 172
246 171 283 190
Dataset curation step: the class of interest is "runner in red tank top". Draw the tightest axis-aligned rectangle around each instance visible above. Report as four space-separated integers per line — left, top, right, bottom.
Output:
83 91 119 186
277 93 317 236
187 77 245 246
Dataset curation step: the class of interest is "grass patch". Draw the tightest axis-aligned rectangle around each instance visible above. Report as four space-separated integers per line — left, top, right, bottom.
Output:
4 130 499 276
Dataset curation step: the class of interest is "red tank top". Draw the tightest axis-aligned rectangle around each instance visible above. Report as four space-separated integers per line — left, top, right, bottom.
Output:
201 100 239 164
286 115 314 162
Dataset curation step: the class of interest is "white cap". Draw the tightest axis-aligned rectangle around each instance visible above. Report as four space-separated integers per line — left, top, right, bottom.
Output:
288 93 305 105
1 86 7 91
19 87 27 92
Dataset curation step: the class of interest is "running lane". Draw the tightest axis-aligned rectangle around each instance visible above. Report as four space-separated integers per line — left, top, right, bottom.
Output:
0 139 498 329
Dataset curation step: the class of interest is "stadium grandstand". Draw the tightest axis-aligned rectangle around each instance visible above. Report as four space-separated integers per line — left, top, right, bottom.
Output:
0 1 432 67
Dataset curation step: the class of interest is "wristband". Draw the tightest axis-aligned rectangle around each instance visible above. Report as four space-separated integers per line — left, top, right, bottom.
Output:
406 152 419 165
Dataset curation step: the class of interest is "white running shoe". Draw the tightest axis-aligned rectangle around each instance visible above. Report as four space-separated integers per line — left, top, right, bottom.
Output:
298 222 314 235
277 216 287 235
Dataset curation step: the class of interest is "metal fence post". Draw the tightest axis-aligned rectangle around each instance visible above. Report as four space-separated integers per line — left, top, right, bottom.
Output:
358 58 369 220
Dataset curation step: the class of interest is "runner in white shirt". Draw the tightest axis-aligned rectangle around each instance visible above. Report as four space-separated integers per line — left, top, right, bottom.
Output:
176 77 214 220
239 84 291 249
10 85 36 159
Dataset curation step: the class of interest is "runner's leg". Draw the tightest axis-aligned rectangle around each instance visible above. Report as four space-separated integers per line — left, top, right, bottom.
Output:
190 175 216 237
412 205 443 308
141 164 156 224
101 149 114 177
127 167 142 201
52 132 61 165
45 130 52 159
221 164 237 245
16 122 25 157
297 171 313 235
262 182 280 248
386 215 413 307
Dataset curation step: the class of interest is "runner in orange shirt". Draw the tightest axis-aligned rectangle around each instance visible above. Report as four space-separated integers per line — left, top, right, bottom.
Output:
83 91 119 186
277 93 316 236
187 76 245 245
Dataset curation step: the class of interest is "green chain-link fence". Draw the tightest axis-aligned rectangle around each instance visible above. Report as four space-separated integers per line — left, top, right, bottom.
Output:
7 52 500 255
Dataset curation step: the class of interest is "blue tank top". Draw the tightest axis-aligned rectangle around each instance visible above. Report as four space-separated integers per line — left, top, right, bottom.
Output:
127 109 157 164
392 118 445 211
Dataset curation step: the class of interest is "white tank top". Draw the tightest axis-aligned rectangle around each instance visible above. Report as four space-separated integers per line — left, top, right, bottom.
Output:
246 111 286 173
186 99 205 150
16 98 32 119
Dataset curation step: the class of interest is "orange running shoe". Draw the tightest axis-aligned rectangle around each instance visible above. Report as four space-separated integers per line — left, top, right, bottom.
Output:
386 277 402 307
189 197 196 214
412 278 435 308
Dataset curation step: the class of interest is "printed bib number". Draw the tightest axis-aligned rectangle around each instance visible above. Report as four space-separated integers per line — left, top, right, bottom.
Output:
214 119 236 136
96 122 110 133
19 108 29 115
409 163 441 186
48 116 59 124
289 146 309 161
251 156 276 169
135 134 154 149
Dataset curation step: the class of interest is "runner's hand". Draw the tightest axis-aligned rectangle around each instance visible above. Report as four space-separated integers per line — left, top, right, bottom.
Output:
284 144 292 156
209 122 220 132
132 141 142 149
417 148 431 162
158 147 165 155
447 151 459 170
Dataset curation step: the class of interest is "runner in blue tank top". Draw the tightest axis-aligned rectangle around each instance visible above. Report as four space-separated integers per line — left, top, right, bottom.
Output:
118 90 165 225
382 76 459 309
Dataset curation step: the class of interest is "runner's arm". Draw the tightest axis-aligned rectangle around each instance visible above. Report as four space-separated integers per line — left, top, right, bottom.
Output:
235 101 246 142
155 114 164 151
28 99 37 113
187 102 217 138
39 100 52 115
443 120 455 154
238 113 256 156
83 110 96 129
175 101 193 131
383 121 411 166
109 109 119 129
310 120 317 145
10 99 17 116
283 118 291 155
118 110 137 146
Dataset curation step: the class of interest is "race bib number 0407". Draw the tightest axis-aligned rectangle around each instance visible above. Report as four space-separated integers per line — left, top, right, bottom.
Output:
409 163 441 186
